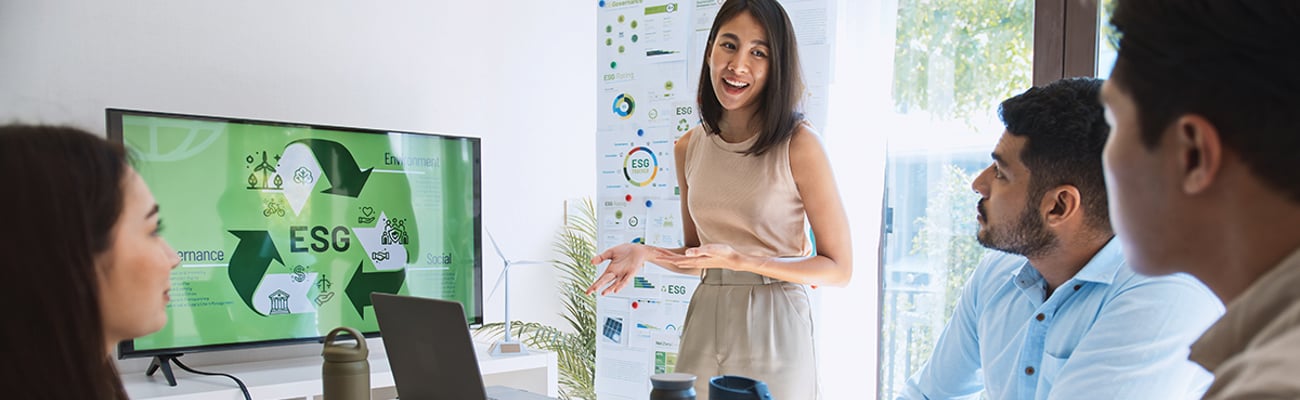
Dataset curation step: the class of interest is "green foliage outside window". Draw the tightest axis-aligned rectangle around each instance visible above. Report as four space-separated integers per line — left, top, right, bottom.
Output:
911 164 983 323
892 0 1033 121
1102 0 1119 51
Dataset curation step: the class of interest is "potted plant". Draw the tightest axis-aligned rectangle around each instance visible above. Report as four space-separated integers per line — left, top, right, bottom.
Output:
476 198 597 400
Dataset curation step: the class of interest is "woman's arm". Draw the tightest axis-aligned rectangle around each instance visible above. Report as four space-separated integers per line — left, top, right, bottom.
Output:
587 129 703 295
659 125 853 287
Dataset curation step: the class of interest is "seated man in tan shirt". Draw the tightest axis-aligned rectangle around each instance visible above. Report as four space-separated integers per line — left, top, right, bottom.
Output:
1100 1 1300 398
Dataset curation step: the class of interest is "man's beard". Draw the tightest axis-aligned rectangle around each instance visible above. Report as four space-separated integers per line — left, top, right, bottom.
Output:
977 200 1057 258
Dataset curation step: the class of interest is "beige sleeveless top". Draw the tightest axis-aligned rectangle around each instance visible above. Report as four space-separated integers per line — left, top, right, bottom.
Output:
683 126 812 258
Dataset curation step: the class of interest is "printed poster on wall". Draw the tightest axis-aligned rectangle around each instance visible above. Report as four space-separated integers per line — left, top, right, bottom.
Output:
595 0 833 398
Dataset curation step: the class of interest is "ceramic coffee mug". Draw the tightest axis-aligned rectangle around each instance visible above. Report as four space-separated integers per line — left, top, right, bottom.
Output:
708 375 773 400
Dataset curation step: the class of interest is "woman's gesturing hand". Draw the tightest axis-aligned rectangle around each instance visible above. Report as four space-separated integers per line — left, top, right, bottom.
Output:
656 243 749 271
586 243 652 296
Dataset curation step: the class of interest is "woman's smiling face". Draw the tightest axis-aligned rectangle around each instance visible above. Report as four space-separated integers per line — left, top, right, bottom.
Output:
708 10 771 115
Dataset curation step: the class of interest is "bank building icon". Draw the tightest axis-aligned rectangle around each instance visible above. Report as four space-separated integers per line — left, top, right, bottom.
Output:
269 290 291 315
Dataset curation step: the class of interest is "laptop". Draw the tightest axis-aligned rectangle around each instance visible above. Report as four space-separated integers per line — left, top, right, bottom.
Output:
371 293 557 400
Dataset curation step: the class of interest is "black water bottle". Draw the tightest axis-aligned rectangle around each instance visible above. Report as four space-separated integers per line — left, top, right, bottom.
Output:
650 373 697 400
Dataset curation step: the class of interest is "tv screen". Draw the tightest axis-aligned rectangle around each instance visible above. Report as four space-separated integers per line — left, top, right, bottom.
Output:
107 109 482 357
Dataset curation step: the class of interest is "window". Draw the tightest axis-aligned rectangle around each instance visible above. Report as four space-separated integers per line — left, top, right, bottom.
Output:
877 1 1034 397
874 0 1105 397
1097 0 1118 79
814 1 1105 397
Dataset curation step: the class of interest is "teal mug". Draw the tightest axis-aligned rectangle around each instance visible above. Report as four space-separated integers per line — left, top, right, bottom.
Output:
708 375 773 400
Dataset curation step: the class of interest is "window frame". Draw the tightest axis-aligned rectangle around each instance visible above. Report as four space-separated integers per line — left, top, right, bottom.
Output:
877 0 1106 393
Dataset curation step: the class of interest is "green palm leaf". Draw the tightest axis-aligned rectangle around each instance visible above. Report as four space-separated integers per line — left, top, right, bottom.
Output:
476 198 598 400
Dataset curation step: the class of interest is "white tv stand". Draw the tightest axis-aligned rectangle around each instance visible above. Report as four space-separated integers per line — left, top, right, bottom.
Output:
122 341 557 400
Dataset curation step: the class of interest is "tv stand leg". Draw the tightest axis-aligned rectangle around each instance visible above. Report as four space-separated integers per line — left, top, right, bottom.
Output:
145 354 182 386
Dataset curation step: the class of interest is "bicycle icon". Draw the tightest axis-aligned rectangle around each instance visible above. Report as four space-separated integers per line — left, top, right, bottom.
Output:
264 199 286 217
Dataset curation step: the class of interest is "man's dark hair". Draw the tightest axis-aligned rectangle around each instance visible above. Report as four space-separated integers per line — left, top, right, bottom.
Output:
697 0 805 156
1110 0 1300 202
1000 77 1111 232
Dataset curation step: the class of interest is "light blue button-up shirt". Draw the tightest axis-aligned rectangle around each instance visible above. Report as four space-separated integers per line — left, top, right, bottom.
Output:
900 239 1223 400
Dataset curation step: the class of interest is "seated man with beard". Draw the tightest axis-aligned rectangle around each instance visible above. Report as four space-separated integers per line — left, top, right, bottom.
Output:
898 78 1223 400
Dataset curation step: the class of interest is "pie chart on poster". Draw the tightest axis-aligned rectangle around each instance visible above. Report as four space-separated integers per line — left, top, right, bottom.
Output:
623 146 658 186
612 93 636 120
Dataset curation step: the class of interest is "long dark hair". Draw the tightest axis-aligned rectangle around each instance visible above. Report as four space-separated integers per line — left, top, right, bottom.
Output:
697 0 806 156
0 125 131 399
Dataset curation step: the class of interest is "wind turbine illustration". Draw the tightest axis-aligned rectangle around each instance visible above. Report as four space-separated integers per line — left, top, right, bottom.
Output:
484 229 549 356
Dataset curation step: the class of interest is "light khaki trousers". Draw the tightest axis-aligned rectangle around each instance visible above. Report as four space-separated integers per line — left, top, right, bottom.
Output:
675 268 820 400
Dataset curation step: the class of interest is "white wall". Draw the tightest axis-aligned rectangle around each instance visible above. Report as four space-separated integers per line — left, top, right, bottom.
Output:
0 0 594 372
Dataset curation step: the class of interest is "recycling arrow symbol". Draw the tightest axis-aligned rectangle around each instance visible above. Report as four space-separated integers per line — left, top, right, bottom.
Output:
229 232 406 318
344 261 406 318
288 138 373 197
228 230 285 316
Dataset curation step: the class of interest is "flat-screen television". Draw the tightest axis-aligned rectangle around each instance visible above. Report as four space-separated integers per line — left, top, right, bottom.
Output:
108 108 482 358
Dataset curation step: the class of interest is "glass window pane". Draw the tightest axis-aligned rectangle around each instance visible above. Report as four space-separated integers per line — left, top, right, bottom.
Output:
879 0 1035 398
1097 0 1118 78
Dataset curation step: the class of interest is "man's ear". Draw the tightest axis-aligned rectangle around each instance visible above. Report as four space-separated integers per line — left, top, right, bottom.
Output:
1040 185 1082 227
1172 114 1222 195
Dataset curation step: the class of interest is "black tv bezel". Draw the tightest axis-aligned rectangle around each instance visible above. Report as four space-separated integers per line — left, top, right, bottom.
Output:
107 108 484 359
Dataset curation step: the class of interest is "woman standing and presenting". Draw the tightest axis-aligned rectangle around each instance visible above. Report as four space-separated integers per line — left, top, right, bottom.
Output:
587 0 852 398
0 125 181 398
